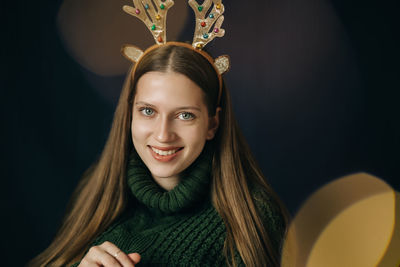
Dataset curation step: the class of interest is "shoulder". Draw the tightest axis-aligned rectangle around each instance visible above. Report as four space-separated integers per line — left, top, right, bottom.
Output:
250 185 287 251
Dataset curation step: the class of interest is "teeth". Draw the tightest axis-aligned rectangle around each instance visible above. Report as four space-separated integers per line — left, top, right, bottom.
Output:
151 147 178 156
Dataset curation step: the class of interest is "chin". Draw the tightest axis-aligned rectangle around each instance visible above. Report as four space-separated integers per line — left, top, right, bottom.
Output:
148 165 182 179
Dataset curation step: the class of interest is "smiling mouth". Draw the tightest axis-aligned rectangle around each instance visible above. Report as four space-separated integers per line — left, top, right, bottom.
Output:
149 146 184 159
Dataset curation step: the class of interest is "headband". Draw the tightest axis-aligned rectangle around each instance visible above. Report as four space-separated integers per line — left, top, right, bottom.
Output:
120 0 230 105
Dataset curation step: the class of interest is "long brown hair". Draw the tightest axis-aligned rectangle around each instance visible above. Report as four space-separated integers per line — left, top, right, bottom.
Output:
29 44 289 267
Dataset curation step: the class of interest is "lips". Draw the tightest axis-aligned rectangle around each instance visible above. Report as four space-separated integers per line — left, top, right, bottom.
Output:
148 146 184 162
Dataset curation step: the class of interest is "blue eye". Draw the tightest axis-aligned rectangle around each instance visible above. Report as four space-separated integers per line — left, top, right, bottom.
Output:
178 112 195 120
141 107 154 116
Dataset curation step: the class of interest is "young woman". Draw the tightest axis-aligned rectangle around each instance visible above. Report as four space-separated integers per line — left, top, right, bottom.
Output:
29 43 289 267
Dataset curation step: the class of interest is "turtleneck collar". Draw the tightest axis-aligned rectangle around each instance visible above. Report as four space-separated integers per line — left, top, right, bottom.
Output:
127 142 214 214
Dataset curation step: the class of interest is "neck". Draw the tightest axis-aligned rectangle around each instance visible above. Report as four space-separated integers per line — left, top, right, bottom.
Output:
152 175 180 191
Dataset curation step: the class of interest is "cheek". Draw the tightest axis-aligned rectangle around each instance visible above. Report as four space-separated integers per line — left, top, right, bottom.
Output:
131 117 152 142
183 123 209 145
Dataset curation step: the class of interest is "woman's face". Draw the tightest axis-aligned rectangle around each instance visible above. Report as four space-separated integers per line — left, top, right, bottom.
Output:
131 71 219 190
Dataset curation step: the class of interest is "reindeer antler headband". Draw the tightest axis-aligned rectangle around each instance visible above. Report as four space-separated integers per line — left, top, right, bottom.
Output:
121 0 230 104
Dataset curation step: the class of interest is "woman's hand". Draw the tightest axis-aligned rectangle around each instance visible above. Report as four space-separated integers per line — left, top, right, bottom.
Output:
78 241 141 267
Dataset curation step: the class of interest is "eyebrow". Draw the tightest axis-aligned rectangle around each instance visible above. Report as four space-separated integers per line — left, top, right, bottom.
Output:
135 101 202 112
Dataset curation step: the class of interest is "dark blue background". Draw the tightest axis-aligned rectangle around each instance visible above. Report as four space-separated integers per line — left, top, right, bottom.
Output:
1 0 398 266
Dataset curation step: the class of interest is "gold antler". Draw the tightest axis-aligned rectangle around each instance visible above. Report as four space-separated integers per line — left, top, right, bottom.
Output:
188 0 225 49
121 0 230 77
123 0 174 44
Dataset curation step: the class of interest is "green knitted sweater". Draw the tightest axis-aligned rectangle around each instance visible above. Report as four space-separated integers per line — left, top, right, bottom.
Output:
72 146 285 266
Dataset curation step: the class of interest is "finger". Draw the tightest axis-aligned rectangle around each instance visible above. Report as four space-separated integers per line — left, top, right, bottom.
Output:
112 250 136 267
128 253 141 264
99 241 135 267
81 246 121 267
98 250 123 267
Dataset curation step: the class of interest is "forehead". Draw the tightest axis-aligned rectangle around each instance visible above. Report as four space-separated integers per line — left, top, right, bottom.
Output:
134 71 206 107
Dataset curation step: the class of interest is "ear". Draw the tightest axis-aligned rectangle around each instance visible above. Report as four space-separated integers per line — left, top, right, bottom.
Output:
214 55 230 75
206 107 221 140
121 44 144 63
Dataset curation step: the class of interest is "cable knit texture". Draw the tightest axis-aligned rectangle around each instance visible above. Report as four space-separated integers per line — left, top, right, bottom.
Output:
71 144 285 266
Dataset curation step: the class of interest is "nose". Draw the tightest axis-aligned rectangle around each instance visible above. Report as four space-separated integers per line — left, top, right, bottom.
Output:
155 116 176 143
